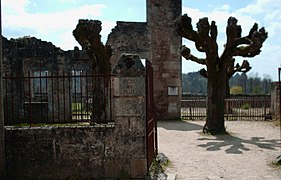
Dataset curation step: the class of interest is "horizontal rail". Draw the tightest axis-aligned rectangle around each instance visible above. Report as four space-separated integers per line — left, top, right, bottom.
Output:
3 71 113 125
181 97 271 120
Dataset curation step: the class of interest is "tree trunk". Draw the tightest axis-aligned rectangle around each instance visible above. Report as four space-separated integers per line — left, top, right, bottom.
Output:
225 78 230 98
204 69 227 134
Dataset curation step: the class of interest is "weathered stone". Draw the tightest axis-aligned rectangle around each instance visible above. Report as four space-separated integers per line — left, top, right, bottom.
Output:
112 53 145 77
113 77 146 96
107 0 182 120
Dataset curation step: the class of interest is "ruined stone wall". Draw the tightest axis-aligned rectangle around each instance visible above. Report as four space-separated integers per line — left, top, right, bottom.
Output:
2 37 95 122
107 21 151 67
147 0 182 119
107 0 182 120
5 55 149 179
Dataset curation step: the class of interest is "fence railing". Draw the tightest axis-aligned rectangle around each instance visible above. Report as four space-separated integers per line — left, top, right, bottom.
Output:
3 71 112 125
181 95 271 120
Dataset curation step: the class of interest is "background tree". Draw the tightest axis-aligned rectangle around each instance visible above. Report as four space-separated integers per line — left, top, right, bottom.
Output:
175 14 268 134
73 20 112 123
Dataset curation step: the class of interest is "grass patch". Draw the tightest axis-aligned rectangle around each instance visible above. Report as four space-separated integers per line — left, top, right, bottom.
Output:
12 122 90 127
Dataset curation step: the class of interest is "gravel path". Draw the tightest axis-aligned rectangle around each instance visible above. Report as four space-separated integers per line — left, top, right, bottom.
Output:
157 120 281 180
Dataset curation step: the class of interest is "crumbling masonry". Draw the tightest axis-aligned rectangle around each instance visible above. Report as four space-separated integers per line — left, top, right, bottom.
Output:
108 0 182 119
2 0 182 121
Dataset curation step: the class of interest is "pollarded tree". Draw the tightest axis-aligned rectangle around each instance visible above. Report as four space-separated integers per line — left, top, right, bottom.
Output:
175 14 268 134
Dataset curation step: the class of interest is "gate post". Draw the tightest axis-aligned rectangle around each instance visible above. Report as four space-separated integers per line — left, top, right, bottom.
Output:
0 0 7 178
112 54 148 178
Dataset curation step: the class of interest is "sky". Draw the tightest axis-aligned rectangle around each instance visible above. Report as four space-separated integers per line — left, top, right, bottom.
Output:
2 0 281 81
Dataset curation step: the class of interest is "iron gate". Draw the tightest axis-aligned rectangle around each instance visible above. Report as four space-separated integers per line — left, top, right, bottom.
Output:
146 60 157 170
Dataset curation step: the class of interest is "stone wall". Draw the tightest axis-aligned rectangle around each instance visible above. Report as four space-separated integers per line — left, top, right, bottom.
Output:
107 21 151 67
5 54 149 179
107 0 182 120
2 36 95 122
147 0 182 120
271 82 280 120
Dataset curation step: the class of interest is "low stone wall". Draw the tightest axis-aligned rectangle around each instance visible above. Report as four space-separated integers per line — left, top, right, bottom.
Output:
5 123 146 179
5 54 149 179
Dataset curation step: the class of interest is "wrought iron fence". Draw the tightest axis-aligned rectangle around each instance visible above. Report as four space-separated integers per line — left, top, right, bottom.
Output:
181 95 271 120
3 71 113 125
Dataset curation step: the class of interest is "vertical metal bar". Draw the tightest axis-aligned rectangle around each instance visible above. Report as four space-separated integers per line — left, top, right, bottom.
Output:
85 72 89 120
63 71 66 122
80 71 83 121
226 99 229 120
74 71 77 120
16 71 20 121
45 71 49 122
28 71 32 126
4 73 8 123
10 72 14 123
262 98 266 120
39 70 43 121
69 71 72 121
57 71 60 122
51 71 55 122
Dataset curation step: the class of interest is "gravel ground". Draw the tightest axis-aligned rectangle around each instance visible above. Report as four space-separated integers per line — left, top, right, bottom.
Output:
157 120 281 180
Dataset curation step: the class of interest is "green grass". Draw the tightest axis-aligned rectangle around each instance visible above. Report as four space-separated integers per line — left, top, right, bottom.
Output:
241 103 251 110
72 102 83 111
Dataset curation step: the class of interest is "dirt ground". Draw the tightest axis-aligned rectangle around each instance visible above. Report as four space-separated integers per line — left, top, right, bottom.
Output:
157 120 281 180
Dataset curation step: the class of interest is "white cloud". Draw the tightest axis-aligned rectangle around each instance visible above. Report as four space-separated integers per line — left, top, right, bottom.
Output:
2 1 108 50
2 0 30 15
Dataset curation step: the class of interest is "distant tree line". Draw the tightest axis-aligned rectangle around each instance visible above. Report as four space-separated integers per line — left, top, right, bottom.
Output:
182 72 272 95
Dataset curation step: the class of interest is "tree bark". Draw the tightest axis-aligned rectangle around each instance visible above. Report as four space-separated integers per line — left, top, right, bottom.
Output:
73 20 111 123
204 69 227 134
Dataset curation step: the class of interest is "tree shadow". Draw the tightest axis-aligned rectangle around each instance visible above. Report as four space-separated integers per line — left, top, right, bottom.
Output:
157 120 203 131
198 134 281 154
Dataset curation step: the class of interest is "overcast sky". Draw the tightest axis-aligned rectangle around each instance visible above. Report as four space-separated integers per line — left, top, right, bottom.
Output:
2 0 281 81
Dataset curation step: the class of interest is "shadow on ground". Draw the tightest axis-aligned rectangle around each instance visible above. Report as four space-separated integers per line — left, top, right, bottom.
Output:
198 134 281 154
157 120 203 131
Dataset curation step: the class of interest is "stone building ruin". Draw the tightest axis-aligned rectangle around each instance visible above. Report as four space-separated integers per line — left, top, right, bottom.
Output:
3 0 183 120
108 0 182 120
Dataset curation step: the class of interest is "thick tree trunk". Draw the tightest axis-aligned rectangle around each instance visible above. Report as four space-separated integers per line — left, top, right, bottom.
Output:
225 79 230 98
204 69 227 134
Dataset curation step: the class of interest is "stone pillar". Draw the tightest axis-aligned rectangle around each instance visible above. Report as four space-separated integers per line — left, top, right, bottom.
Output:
0 0 6 178
271 82 280 120
147 0 182 120
112 54 147 178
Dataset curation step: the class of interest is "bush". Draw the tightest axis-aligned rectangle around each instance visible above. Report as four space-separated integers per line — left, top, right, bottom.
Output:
230 86 243 94
241 103 250 110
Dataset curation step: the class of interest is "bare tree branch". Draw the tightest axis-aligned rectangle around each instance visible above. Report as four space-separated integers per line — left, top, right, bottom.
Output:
233 24 268 57
199 68 208 78
180 46 206 65
174 14 198 42
227 59 252 78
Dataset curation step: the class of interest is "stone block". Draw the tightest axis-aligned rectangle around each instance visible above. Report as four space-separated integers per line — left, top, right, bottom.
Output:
112 53 145 77
168 103 179 113
163 61 181 70
114 97 145 117
113 77 145 96
130 158 147 178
